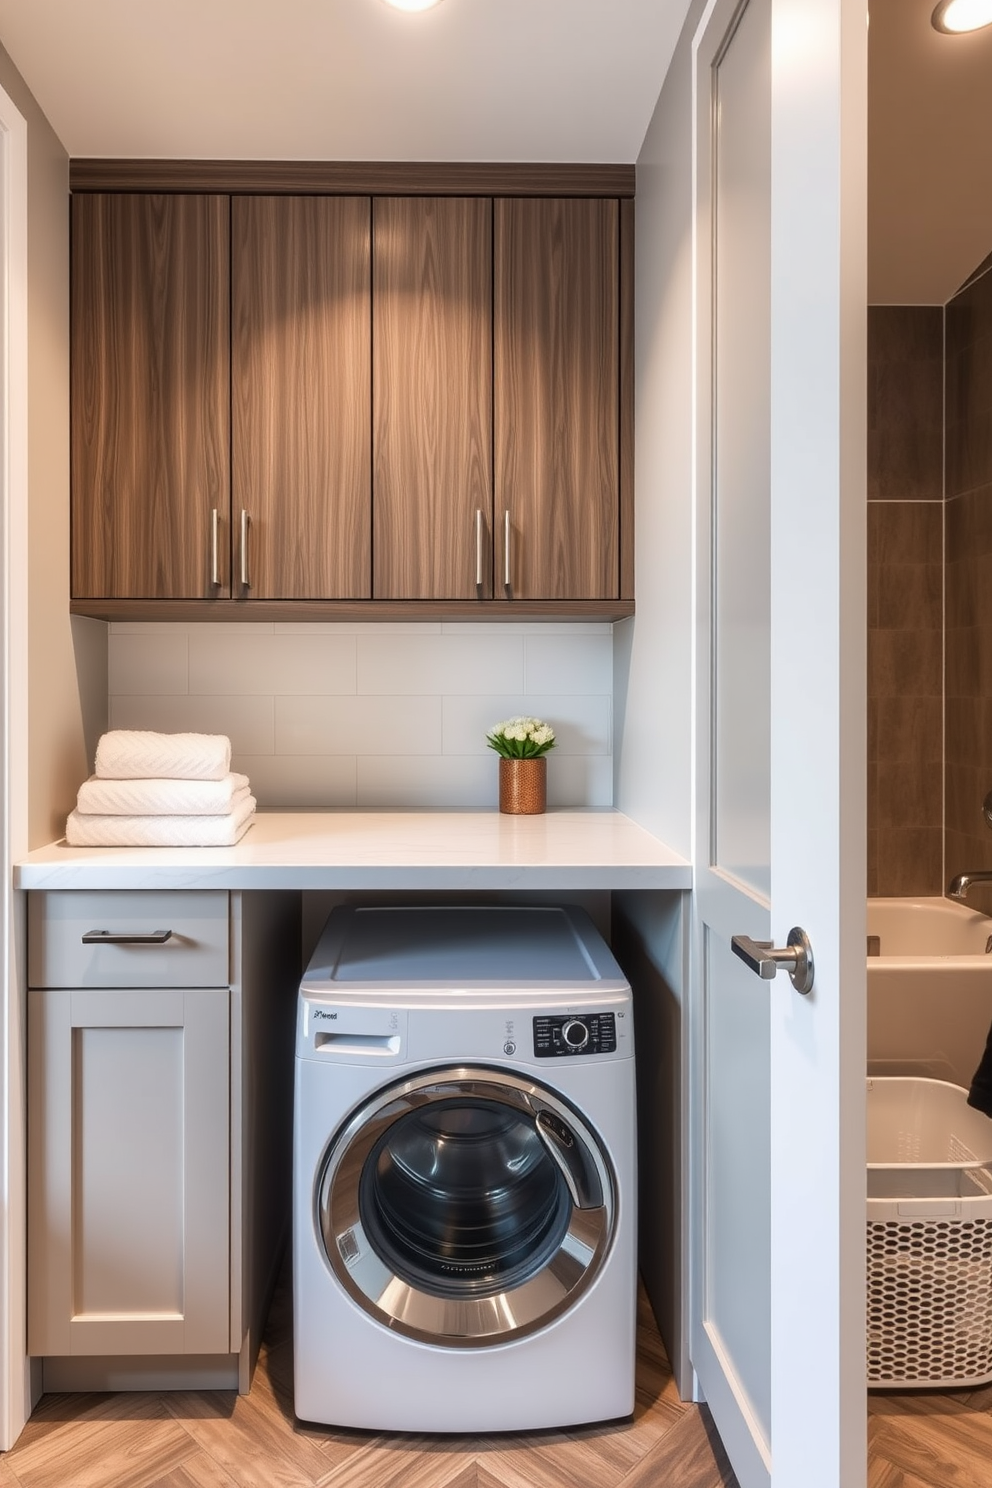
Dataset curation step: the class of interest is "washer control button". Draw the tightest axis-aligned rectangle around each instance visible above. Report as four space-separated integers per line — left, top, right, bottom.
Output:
532 1012 618 1057
561 1018 590 1050
503 1040 516 1056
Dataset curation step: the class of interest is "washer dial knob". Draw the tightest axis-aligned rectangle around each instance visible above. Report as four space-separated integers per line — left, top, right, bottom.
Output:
561 1018 590 1051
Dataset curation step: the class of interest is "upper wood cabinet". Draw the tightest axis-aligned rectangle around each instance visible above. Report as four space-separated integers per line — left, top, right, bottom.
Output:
232 197 372 600
372 198 493 600
494 198 620 602
69 166 633 620
71 194 230 600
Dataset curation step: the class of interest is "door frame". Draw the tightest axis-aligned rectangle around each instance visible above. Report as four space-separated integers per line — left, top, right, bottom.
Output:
689 3 775 1476
687 0 867 1482
0 76 30 1450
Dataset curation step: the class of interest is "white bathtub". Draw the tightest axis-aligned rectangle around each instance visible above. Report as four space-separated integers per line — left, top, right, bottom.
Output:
867 896 992 1088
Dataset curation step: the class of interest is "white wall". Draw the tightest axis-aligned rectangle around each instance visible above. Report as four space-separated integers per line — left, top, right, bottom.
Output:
106 620 613 809
0 42 106 849
0 37 104 1449
610 0 708 1404
612 18 697 857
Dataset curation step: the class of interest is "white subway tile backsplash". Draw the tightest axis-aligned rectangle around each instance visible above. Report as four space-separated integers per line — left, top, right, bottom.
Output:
109 632 188 695
105 623 613 809
440 621 612 635
189 633 357 696
357 754 495 808
524 634 613 695
547 755 614 808
236 754 358 807
110 622 279 636
108 694 276 756
281 621 444 635
358 634 524 696
275 695 442 756
110 621 188 635
442 696 611 756
185 622 277 636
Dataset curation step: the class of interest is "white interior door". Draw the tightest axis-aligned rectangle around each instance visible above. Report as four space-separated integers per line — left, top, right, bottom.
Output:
689 0 866 1485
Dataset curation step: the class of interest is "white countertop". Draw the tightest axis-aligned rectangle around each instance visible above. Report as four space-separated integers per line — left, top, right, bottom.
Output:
15 810 691 892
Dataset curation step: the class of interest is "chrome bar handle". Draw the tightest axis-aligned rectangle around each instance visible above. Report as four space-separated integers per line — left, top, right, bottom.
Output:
731 927 814 995
210 507 220 587
240 509 250 590
534 1109 603 1210
82 929 174 945
476 509 484 591
504 510 511 591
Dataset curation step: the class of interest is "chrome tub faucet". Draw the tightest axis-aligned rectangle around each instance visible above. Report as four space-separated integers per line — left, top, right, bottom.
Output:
948 794 992 899
948 870 992 901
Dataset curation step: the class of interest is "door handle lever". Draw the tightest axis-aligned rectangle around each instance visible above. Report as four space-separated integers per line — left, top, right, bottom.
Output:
731 927 814 995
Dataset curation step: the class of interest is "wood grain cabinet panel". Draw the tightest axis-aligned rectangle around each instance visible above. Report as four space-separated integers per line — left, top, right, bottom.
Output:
232 196 372 599
372 197 493 599
69 179 632 620
495 198 620 601
71 194 230 599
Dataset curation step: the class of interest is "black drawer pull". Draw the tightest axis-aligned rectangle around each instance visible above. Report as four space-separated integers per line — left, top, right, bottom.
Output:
81 929 174 945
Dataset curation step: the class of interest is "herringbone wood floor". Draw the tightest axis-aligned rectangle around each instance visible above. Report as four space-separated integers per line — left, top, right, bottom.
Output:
869 1376 992 1487
0 1269 737 1488
8 1263 986 1488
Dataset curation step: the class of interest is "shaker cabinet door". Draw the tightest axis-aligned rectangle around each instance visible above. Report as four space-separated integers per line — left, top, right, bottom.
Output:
372 197 493 599
71 193 231 599
495 197 620 601
28 986 230 1357
232 196 372 599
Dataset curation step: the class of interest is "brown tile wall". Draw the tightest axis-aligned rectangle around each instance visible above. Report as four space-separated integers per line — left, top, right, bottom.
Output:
945 263 992 909
867 307 944 897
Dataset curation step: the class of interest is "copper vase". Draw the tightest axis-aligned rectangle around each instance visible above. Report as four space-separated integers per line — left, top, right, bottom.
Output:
499 756 547 815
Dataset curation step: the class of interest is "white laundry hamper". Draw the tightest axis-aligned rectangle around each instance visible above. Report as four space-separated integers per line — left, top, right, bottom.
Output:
867 1076 992 1388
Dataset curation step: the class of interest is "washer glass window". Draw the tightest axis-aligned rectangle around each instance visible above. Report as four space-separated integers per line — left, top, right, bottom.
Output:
359 1096 572 1297
317 1068 616 1347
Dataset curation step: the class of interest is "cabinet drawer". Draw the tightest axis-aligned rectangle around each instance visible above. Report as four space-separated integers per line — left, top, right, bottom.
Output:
29 891 229 988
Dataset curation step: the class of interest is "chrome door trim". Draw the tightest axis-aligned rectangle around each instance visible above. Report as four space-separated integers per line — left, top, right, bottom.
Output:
315 1065 617 1348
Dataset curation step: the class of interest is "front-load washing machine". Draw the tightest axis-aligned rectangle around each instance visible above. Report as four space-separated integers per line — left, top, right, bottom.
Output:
293 904 636 1433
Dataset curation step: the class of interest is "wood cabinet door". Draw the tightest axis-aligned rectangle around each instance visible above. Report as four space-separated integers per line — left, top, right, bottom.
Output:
494 198 620 600
71 194 230 599
27 986 230 1357
232 196 372 599
373 197 493 599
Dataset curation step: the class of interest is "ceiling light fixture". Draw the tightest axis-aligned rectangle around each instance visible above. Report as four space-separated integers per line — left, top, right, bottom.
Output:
381 0 445 11
932 0 992 33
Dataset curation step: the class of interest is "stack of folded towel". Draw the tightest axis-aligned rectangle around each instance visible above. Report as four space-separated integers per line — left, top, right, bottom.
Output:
65 731 256 847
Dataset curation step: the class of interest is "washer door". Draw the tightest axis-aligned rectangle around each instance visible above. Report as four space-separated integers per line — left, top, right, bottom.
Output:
316 1066 616 1347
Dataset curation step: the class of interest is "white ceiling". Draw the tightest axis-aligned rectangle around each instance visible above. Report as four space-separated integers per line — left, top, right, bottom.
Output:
0 0 988 304
0 0 691 164
869 0 992 303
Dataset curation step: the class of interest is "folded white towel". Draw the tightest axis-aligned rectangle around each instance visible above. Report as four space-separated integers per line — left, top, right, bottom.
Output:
65 794 256 848
95 731 232 782
76 773 250 818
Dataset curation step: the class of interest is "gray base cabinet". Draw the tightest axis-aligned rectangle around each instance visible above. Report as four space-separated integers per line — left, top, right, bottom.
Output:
27 889 300 1391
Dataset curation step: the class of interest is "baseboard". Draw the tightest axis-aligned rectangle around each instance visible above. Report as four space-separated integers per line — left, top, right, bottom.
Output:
41 1353 240 1392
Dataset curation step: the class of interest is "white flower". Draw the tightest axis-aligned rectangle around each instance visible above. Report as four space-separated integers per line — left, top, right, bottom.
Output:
485 715 557 758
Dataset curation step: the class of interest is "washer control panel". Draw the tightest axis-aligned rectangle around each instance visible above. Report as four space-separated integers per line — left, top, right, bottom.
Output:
532 1012 617 1057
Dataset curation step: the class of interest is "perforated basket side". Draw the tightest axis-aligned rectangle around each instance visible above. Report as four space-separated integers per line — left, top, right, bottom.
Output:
867 1212 992 1388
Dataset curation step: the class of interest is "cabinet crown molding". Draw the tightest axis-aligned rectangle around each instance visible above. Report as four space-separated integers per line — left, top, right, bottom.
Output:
68 159 636 197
